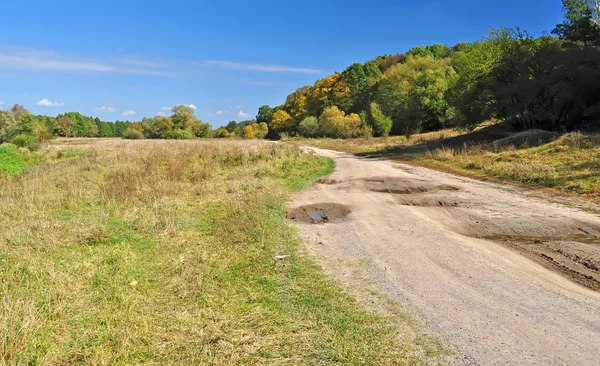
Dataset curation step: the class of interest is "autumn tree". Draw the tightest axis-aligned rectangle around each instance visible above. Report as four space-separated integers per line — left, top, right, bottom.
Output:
270 110 294 135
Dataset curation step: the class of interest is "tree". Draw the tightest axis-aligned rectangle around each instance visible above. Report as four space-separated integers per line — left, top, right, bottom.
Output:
298 116 319 137
270 110 294 134
243 125 255 139
142 116 174 138
369 102 392 137
256 105 274 124
0 111 16 142
375 56 456 136
553 0 600 46
171 105 196 130
319 106 371 138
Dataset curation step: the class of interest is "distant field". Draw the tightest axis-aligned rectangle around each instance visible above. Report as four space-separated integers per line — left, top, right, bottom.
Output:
292 124 600 201
0 139 447 364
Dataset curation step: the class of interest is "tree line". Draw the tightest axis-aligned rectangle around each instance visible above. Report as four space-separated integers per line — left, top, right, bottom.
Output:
0 105 136 149
250 0 600 139
3 0 598 147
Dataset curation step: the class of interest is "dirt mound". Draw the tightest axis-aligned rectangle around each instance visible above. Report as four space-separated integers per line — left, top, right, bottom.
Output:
287 203 351 224
366 177 430 194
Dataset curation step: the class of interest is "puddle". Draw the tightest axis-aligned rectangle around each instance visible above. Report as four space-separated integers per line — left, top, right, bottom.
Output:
309 212 328 222
287 203 351 224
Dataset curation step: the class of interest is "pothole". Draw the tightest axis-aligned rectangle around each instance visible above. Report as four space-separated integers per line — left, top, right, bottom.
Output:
287 203 351 224
317 178 338 185
436 184 460 191
397 196 460 207
366 177 430 194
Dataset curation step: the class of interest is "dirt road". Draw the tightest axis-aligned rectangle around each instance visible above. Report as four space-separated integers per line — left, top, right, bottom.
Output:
288 147 600 365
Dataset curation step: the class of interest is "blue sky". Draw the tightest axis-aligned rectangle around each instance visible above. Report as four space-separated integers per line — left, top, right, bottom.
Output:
0 0 564 126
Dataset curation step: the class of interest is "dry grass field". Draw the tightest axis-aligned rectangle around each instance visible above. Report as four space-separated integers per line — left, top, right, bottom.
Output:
0 138 447 364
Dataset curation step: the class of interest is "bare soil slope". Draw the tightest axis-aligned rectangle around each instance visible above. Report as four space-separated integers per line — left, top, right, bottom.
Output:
289 146 600 365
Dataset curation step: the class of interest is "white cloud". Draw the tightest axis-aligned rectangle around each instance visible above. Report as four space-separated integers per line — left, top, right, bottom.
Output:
204 60 322 74
161 106 172 111
185 104 197 111
95 104 115 112
122 110 136 116
36 98 65 107
238 110 250 119
156 111 167 117
216 110 224 115
0 47 171 76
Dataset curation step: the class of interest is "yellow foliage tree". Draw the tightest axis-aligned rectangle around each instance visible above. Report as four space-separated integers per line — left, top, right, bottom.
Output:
270 110 294 132
319 106 372 138
215 127 231 138
243 125 255 139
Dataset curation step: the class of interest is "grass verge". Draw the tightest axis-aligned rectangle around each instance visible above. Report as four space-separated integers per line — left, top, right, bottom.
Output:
1 139 445 364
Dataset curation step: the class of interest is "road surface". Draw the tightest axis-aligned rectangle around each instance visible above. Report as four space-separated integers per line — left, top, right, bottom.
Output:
289 147 600 365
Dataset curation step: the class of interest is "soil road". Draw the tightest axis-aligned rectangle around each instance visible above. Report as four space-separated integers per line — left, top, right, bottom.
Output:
288 147 600 365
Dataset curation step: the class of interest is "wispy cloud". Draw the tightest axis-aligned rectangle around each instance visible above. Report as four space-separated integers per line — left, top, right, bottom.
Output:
95 104 115 112
0 47 171 76
205 60 322 74
161 106 172 111
238 110 250 119
36 98 65 107
216 110 225 115
156 111 167 117
122 110 136 116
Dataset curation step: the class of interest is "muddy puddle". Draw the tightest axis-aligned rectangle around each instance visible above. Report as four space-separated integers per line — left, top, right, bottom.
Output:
287 203 351 224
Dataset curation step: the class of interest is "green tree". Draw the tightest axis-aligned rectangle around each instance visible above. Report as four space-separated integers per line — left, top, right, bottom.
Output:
553 0 600 45
256 105 274 123
142 116 174 138
369 102 392 137
298 116 320 137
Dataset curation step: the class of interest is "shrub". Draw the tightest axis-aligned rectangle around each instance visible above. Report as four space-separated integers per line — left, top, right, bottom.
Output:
0 143 19 154
122 128 145 140
10 134 39 151
298 117 320 137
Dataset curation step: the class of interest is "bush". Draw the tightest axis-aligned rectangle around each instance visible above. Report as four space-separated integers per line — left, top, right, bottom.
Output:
0 143 19 154
10 134 39 151
298 117 320 137
122 128 145 140
164 129 196 140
